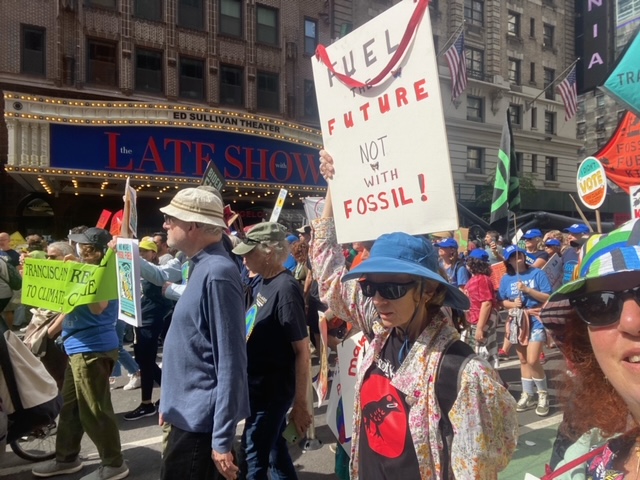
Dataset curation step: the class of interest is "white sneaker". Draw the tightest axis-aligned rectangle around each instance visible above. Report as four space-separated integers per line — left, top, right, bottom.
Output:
516 392 537 412
123 373 141 391
536 391 550 416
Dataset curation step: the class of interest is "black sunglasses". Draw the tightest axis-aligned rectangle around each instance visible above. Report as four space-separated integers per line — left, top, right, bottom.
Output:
163 214 176 224
359 280 417 300
569 286 640 326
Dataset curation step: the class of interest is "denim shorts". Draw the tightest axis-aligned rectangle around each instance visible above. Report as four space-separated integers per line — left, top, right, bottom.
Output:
530 328 547 343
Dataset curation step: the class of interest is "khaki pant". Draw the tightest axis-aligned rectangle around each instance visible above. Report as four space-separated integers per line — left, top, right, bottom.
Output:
56 350 123 467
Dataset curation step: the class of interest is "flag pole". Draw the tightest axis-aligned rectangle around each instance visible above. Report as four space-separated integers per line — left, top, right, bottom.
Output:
524 58 580 112
437 22 465 57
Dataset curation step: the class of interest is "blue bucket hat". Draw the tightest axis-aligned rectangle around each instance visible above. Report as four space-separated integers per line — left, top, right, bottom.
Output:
503 245 527 261
341 233 470 310
468 249 489 261
436 238 458 249
522 229 543 240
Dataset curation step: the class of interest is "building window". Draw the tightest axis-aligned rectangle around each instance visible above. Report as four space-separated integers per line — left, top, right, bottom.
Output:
509 104 522 127
544 68 555 100
508 11 521 36
464 0 484 27
178 0 204 30
545 156 557 181
256 5 278 46
135 49 162 93
531 154 538 173
577 98 586 116
304 80 318 120
530 18 535 37
545 111 556 134
87 40 117 86
543 23 554 48
508 58 521 84
596 94 605 108
135 0 162 21
220 0 242 37
465 47 484 80
21 25 45 76
467 147 484 173
530 62 535 83
85 0 116 8
531 107 538 129
257 71 279 112
467 96 484 122
179 57 205 100
219 65 243 106
304 19 318 56
577 122 586 136
515 152 523 173
596 116 605 131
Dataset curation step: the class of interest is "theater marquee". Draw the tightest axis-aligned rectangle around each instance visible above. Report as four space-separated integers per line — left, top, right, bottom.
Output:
3 92 326 199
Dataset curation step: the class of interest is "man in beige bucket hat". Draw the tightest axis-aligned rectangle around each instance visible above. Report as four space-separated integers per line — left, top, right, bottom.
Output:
158 188 249 480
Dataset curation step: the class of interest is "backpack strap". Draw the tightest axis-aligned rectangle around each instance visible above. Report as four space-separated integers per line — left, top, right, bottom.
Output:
436 339 475 480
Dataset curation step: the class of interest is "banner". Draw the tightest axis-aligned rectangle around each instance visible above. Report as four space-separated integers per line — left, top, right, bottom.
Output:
202 160 226 191
597 112 640 193
601 28 640 118
302 197 326 222
631 185 640 218
311 0 458 243
542 253 563 292
336 331 367 439
22 249 118 314
312 313 329 405
325 364 352 455
115 238 142 327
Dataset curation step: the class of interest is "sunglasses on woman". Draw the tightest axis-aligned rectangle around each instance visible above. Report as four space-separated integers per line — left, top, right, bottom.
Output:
359 280 417 300
569 286 640 326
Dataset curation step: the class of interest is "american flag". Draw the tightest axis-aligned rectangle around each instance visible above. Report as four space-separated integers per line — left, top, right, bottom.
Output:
557 66 578 120
444 31 467 101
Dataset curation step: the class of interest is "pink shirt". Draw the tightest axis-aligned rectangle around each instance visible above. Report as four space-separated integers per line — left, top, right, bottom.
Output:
465 275 497 325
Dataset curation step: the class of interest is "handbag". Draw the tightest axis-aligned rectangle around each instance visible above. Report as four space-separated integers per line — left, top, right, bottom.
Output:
0 327 62 443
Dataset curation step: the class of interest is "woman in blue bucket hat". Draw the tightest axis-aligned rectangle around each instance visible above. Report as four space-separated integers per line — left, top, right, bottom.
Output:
540 219 640 478
311 151 517 480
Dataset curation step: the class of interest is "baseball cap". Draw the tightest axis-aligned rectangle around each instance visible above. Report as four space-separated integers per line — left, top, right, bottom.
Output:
522 229 543 240
232 222 287 256
68 227 112 247
286 234 298 244
437 238 458 249
139 237 158 252
503 245 526 261
544 239 562 247
296 225 311 235
468 249 489 261
160 188 226 228
564 223 590 235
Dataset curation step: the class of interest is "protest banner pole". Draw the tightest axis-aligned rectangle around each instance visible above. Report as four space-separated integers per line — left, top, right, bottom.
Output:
302 366 322 451
595 209 603 233
568 194 595 232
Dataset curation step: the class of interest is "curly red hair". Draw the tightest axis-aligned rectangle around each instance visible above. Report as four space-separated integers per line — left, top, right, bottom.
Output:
559 310 630 439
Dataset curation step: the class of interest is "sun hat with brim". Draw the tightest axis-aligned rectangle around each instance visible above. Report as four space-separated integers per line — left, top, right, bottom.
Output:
139 237 158 252
503 245 526 261
68 227 112 247
160 188 226 228
436 238 458 249
550 219 640 301
540 298 575 356
522 229 543 239
341 233 470 311
232 222 287 256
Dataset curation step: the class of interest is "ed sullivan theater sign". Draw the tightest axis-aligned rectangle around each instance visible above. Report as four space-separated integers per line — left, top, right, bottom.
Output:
3 92 326 191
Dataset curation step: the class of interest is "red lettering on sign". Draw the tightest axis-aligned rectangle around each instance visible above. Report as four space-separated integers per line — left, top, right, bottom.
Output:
137 136 167 173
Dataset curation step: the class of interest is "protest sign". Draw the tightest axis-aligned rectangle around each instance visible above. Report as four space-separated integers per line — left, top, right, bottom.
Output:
542 253 563 292
577 156 607 210
96 210 113 230
312 313 329 405
311 0 458 243
22 249 118 314
110 210 124 236
115 238 142 327
325 364 352 455
302 197 326 222
121 177 138 238
201 160 226 191
490 262 507 291
453 228 469 254
630 185 640 218
269 188 288 222
336 331 367 439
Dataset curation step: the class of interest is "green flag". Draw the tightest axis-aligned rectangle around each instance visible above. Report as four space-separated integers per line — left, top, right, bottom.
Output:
601 27 640 119
490 111 521 224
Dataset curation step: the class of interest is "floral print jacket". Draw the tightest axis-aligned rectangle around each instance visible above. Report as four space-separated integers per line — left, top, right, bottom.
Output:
310 218 518 479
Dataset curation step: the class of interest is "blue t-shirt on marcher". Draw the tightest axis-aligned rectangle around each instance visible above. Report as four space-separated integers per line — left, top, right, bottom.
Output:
62 300 119 355
441 260 471 288
497 267 552 330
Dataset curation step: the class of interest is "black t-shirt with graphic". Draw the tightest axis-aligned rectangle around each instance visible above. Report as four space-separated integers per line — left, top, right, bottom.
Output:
245 269 307 403
358 330 421 479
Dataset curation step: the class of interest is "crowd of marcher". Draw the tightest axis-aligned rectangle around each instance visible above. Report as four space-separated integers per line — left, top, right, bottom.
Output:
1 149 640 479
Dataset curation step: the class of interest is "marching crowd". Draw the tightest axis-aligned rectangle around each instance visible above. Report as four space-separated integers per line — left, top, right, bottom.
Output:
0 151 639 479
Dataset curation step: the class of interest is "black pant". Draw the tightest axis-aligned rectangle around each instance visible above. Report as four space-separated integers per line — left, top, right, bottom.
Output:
161 425 224 480
133 321 163 402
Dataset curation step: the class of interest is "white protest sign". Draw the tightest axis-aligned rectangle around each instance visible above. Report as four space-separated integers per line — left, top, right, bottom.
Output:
269 188 288 222
631 185 640 218
336 331 367 439
542 253 563 292
115 238 142 327
326 364 352 455
311 0 458 243
302 196 326 222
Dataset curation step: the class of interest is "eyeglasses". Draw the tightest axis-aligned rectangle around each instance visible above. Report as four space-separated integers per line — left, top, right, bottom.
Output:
359 280 417 300
46 254 60 260
569 286 640 326
163 214 176 224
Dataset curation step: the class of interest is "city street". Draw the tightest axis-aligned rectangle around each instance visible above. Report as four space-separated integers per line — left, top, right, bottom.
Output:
1 343 566 479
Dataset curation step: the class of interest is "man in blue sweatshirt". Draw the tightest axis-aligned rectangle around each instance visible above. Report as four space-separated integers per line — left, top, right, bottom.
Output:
158 187 249 480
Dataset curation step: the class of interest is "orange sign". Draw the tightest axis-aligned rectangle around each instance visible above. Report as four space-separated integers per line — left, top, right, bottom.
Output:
596 112 640 194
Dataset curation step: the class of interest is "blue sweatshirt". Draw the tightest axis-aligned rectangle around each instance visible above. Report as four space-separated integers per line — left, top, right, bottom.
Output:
160 241 249 452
